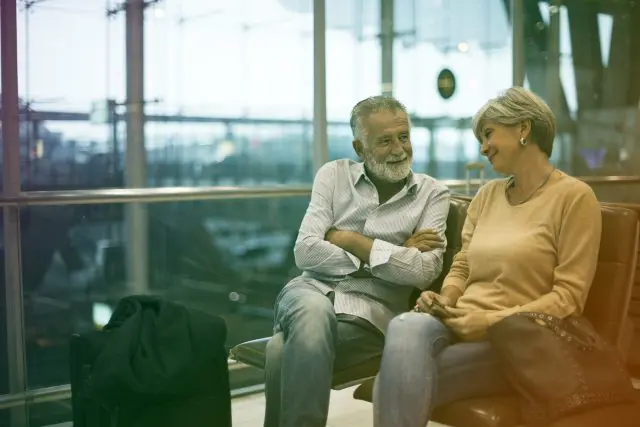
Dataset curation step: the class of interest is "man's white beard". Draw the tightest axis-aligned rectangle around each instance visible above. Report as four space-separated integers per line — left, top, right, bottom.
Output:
363 151 412 183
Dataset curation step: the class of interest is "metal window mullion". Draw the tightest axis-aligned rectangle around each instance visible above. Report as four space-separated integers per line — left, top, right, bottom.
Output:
380 0 394 96
125 0 149 294
312 0 329 174
1 0 29 425
511 0 525 86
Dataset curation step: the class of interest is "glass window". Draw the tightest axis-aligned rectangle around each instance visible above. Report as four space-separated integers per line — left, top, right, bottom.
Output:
394 0 512 179
325 0 381 159
17 196 308 425
530 1 640 178
17 0 316 189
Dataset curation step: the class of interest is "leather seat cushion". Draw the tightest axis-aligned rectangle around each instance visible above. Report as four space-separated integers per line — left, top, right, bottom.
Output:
354 382 640 427
432 397 521 427
229 337 270 370
230 337 381 388
353 380 520 427
432 397 640 427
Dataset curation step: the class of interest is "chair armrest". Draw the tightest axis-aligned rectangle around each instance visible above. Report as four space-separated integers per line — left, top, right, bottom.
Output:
229 337 270 370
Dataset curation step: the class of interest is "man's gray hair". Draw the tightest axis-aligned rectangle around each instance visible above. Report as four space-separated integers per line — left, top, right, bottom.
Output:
349 96 410 142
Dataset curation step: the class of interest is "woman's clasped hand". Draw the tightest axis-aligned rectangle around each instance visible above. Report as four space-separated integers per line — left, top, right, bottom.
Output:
415 291 489 340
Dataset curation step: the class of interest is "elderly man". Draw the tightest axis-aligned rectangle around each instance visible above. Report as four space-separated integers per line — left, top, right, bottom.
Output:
264 96 450 427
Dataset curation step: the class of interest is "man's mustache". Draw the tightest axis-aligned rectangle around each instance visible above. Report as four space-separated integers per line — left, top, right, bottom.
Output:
386 155 409 162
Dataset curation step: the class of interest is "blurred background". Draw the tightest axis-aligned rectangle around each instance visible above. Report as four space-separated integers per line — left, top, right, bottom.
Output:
1 0 639 425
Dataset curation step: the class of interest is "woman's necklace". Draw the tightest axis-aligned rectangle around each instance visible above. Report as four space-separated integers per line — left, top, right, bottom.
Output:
506 168 556 206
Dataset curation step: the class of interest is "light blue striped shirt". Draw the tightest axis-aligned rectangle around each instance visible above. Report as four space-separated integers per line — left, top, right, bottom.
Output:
291 159 450 334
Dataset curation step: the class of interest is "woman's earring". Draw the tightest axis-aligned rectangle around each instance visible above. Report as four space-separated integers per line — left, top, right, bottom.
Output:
519 137 527 147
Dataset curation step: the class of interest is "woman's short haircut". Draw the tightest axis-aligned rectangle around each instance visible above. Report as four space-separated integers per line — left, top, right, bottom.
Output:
472 87 556 157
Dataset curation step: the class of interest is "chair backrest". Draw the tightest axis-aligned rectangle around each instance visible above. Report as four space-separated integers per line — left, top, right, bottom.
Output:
584 205 639 347
408 197 470 307
604 203 640 309
430 197 470 292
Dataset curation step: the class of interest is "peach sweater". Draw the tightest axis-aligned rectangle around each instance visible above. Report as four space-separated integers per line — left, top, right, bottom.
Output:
442 171 602 327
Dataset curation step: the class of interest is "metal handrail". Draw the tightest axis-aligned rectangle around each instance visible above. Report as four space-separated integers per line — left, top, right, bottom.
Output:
0 185 314 206
578 175 640 184
0 176 638 207
0 385 70 411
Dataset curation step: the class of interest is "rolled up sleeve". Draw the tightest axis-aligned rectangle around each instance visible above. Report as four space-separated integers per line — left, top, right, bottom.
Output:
293 162 361 276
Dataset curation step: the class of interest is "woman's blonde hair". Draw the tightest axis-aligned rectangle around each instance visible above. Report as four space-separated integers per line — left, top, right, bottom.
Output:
472 87 556 157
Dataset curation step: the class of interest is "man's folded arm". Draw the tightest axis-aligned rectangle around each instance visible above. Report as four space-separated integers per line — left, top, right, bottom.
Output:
293 163 361 276
369 186 450 287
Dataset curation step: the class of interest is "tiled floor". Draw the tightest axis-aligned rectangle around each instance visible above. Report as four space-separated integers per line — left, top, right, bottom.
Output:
50 385 448 427
232 386 449 427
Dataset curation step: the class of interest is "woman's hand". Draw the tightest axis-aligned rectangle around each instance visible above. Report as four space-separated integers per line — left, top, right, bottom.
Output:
415 291 452 313
442 308 489 341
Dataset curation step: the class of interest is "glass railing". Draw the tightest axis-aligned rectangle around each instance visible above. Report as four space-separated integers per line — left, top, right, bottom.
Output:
1 176 640 426
0 185 318 425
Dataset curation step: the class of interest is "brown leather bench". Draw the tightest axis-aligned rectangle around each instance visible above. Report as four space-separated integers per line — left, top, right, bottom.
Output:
353 203 640 427
608 203 640 370
228 197 471 389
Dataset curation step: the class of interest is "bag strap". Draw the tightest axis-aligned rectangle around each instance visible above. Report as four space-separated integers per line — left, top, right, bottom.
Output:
515 312 599 350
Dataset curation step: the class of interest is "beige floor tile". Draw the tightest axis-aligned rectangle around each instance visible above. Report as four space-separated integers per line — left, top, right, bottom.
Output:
231 386 452 426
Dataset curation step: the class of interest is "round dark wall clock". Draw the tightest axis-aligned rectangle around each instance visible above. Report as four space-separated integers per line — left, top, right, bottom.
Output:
437 68 456 100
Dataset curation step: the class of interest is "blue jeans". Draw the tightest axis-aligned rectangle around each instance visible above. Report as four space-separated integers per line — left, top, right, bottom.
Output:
265 278 384 427
373 312 512 427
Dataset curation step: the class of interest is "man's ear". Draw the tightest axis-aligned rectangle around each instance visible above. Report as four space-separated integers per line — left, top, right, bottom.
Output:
353 139 364 159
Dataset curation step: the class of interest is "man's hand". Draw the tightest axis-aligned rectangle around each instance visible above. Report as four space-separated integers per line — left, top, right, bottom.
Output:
324 229 373 263
442 308 489 341
404 229 443 252
325 228 353 247
325 228 370 278
414 290 452 313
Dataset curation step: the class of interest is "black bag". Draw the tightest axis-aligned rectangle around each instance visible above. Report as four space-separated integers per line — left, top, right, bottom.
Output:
69 296 232 427
487 312 636 427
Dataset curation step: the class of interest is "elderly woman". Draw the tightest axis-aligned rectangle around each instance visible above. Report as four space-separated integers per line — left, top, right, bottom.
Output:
373 87 602 427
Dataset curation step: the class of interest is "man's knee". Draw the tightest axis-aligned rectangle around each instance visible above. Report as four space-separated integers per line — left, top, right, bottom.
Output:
278 288 335 327
266 332 285 361
265 332 285 377
270 294 338 376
